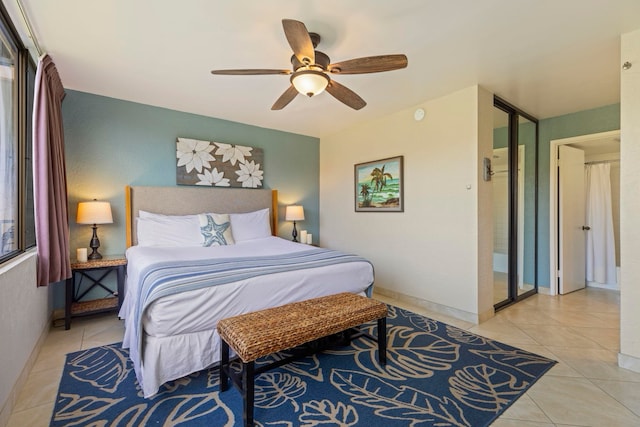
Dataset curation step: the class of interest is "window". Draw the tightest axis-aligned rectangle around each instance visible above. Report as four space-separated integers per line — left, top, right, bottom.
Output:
0 3 36 263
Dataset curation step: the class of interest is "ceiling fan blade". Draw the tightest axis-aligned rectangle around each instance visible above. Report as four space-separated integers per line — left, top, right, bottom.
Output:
271 85 299 110
211 69 291 75
282 19 315 65
328 54 408 74
325 80 366 110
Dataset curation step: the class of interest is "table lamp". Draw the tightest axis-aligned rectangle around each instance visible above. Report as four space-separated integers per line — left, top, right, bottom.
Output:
76 200 113 260
285 205 304 242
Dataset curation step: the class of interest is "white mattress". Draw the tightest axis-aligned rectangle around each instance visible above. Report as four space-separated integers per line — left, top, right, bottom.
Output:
119 236 374 397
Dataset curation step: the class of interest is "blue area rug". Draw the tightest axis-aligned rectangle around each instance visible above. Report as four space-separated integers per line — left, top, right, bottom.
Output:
51 305 555 426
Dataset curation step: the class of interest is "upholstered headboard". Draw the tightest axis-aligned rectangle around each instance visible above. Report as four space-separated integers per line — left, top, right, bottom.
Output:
125 185 278 247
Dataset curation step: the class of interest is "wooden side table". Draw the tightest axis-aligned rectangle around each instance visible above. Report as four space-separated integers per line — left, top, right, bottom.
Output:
65 255 127 330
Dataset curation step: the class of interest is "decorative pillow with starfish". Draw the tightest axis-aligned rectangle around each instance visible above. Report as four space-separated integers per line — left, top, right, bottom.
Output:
198 214 235 246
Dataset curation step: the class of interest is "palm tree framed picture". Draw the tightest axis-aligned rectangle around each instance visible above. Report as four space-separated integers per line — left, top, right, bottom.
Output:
355 156 404 212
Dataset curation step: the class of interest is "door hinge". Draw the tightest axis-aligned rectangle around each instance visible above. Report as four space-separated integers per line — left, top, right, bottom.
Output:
556 270 561 279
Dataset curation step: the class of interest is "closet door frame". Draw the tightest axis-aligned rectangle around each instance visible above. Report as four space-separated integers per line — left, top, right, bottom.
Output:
494 96 539 310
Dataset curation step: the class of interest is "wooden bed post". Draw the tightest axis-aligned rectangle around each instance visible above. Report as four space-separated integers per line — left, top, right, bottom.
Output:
125 186 133 248
272 189 278 236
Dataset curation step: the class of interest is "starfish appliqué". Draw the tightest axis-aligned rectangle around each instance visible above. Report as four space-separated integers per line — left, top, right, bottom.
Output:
200 214 230 246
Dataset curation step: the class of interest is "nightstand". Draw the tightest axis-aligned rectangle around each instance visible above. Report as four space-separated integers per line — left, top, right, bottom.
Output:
65 255 127 330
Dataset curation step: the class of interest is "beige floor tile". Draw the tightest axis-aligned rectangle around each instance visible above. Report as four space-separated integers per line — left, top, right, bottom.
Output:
490 419 555 427
547 346 619 363
561 358 640 382
497 394 553 424
6 402 55 427
592 379 640 417
495 307 561 326
13 367 61 412
30 349 68 374
527 375 640 426
571 325 620 350
544 309 616 328
517 325 604 349
468 317 539 346
82 321 125 349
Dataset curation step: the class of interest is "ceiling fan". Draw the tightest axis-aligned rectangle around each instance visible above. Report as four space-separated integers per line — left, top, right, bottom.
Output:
211 19 408 111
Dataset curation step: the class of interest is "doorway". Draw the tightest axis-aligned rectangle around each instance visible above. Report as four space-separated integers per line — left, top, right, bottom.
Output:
493 97 538 309
549 130 621 295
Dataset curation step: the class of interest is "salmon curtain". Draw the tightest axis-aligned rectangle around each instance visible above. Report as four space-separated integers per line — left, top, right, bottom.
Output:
33 54 71 286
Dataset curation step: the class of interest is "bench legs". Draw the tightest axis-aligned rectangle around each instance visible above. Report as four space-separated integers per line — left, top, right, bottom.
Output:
378 317 387 365
242 361 254 427
219 316 387 427
220 339 229 392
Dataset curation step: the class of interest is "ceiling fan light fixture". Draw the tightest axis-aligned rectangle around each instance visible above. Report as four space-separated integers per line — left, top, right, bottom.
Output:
291 69 329 97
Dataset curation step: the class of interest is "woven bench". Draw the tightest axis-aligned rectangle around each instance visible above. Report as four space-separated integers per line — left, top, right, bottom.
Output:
217 292 388 427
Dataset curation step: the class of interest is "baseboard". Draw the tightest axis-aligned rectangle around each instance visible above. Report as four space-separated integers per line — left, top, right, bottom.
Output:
0 314 51 427
374 286 485 324
587 281 620 291
618 352 640 374
537 286 553 295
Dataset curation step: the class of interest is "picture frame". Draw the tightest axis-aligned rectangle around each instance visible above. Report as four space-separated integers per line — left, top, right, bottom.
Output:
354 155 404 212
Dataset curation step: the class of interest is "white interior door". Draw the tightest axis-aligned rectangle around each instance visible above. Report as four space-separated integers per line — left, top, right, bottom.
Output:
559 145 586 294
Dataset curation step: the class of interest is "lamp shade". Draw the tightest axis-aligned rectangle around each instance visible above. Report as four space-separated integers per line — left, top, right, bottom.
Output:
285 205 305 221
76 201 113 225
291 70 329 97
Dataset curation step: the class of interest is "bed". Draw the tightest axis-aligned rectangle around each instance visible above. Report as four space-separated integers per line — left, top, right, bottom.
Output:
118 186 375 397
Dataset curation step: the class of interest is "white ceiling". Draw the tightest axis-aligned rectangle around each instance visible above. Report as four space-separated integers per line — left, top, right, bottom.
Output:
5 0 640 138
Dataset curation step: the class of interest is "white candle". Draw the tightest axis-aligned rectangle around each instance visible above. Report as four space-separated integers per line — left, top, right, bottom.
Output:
77 248 88 263
306 233 313 245
299 230 307 243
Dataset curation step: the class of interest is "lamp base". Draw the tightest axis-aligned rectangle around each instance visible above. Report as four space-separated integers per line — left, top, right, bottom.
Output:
88 224 103 260
292 221 298 242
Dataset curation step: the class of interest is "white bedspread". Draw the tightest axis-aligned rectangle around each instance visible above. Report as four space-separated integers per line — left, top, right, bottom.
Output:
119 236 374 397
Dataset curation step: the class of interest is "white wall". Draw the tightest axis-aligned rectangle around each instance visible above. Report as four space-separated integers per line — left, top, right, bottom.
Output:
0 252 51 425
320 85 494 323
619 29 640 372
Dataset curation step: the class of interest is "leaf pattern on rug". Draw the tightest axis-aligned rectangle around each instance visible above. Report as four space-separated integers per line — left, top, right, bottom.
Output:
69 345 130 393
446 326 490 346
470 343 556 379
254 372 307 412
449 364 528 412
52 306 556 426
149 371 202 398
141 392 234 426
334 324 460 380
255 421 294 427
53 393 126 425
300 399 358 426
206 368 220 388
330 369 471 427
258 353 324 382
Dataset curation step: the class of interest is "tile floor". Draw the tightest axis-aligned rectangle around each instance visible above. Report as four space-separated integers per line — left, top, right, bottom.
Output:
7 287 640 426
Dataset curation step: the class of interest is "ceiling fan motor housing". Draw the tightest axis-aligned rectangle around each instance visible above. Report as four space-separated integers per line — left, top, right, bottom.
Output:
291 51 330 72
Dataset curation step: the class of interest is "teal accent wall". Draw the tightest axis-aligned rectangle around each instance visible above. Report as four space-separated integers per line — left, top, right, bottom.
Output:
58 90 319 308
537 103 620 287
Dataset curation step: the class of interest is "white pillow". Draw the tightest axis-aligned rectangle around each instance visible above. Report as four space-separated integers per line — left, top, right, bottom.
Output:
198 213 235 246
136 216 203 247
229 208 272 242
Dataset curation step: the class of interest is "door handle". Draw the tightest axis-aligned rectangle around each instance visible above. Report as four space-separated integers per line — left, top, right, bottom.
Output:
582 226 591 230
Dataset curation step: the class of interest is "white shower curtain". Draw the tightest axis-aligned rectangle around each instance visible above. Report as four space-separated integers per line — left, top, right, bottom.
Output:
585 163 617 286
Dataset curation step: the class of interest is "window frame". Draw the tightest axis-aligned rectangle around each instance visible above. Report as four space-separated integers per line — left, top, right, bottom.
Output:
0 1 36 264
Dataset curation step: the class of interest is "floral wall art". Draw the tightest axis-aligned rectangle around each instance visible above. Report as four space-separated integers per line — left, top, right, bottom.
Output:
176 138 264 188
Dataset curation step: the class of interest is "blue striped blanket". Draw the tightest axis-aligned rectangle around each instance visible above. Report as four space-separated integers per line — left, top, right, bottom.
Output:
132 248 373 356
